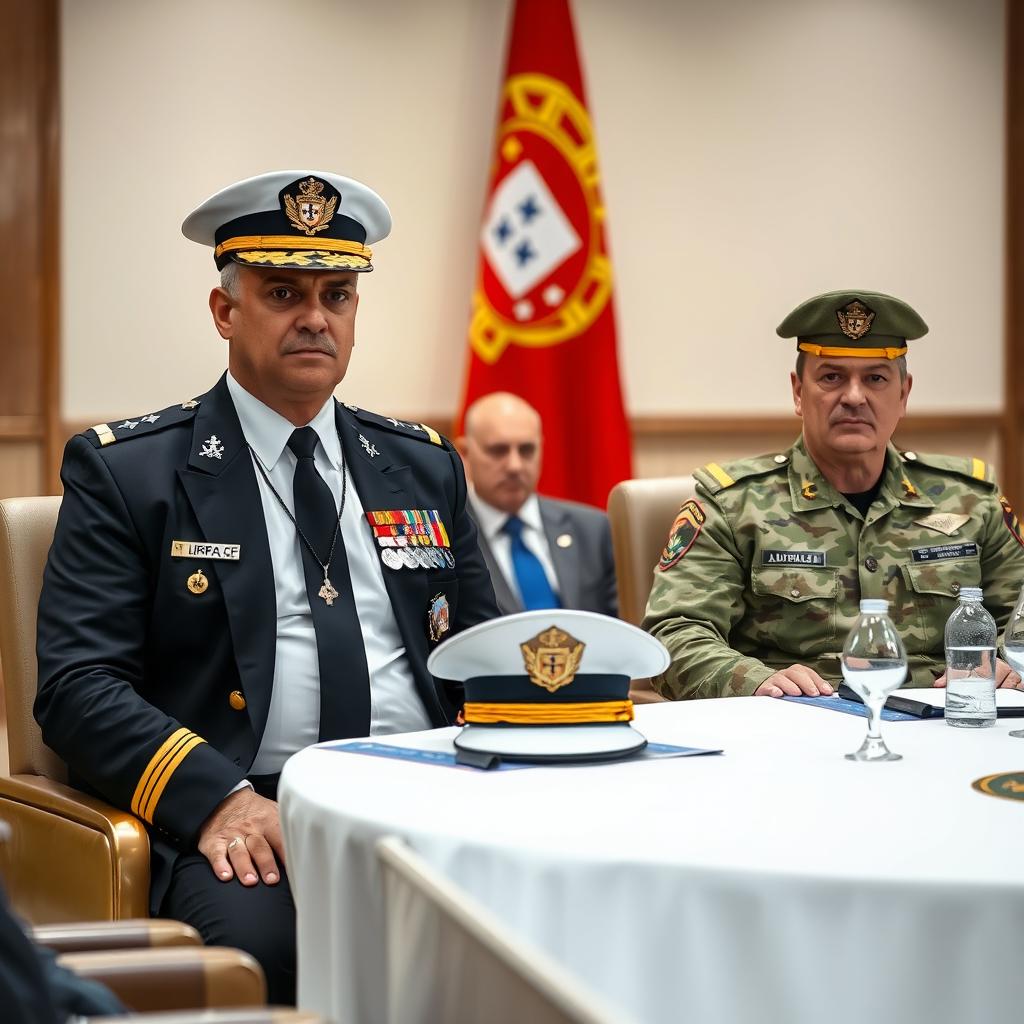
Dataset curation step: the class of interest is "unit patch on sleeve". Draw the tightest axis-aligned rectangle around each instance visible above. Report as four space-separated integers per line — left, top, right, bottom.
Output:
1000 495 1024 549
658 500 706 571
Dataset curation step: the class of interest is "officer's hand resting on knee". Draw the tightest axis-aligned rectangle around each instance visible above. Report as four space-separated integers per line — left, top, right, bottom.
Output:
754 665 834 699
198 788 284 886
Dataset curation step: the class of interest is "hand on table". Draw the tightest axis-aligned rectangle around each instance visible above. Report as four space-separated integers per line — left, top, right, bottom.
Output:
932 657 1022 689
755 665 834 699
197 788 284 886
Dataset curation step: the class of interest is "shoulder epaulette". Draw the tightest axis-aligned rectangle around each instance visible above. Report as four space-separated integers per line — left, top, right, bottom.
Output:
901 450 996 487
346 405 446 447
85 398 201 449
694 452 789 495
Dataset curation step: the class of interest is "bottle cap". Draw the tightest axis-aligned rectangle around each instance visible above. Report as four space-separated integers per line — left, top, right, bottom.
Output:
958 587 984 601
859 599 889 614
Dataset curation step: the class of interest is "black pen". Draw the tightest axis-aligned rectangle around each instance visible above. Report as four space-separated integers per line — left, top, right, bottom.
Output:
837 683 942 718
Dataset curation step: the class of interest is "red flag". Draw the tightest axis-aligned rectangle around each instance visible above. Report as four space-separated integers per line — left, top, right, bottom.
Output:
457 0 632 508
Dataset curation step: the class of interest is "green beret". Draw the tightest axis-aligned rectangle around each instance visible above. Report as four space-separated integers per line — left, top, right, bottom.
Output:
776 289 928 359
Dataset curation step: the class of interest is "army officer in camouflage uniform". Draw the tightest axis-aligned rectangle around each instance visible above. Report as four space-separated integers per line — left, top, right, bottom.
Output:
644 290 1024 699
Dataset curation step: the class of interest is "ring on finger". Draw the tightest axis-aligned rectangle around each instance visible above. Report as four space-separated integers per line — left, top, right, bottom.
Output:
227 835 245 851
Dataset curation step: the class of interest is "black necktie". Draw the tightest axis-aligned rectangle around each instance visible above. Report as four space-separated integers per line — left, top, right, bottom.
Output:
287 427 370 740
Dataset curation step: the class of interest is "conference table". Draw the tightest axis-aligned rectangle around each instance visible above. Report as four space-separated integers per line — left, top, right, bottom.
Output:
279 696 1024 1024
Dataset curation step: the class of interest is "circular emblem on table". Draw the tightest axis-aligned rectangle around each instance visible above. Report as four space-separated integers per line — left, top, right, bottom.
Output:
469 73 612 364
972 771 1024 801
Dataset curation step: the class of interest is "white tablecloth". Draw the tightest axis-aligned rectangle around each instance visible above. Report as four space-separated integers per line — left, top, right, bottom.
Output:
279 697 1024 1024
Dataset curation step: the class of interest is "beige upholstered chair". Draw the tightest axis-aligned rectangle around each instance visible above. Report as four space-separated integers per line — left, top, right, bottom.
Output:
0 495 150 923
378 836 629 1024
607 476 696 704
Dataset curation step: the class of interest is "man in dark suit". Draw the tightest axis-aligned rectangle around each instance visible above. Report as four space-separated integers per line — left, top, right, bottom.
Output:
34 170 498 1004
456 392 617 617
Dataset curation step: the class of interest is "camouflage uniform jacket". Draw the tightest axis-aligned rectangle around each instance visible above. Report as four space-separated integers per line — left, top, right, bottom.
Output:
643 435 1024 698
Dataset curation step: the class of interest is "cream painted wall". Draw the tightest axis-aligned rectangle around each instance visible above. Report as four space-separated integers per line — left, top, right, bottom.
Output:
62 0 1004 422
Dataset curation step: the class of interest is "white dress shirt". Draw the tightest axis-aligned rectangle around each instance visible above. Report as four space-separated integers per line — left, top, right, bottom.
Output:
227 374 431 775
468 490 560 602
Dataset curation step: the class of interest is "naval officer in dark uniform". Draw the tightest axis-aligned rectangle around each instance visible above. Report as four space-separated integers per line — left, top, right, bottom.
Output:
34 170 499 1003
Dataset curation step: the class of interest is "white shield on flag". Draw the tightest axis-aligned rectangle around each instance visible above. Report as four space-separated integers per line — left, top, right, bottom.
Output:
481 160 581 301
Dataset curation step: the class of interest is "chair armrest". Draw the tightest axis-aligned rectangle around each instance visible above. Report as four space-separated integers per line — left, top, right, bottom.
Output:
58 946 267 1011
88 1011 325 1023
33 918 200 953
0 774 150 922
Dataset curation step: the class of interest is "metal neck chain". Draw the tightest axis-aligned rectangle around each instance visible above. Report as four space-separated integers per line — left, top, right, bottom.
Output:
247 431 348 580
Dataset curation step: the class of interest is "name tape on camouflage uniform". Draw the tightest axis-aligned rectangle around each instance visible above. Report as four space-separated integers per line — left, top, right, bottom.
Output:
761 550 826 567
171 540 241 560
910 543 979 563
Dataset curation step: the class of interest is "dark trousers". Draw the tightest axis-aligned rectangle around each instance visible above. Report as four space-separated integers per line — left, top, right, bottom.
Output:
159 774 295 1006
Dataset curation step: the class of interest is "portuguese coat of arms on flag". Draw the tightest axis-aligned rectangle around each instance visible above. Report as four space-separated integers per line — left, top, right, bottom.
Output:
458 0 632 509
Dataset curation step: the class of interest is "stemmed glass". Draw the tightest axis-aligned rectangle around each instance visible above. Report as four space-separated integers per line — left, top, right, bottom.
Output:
842 599 908 761
1001 583 1024 738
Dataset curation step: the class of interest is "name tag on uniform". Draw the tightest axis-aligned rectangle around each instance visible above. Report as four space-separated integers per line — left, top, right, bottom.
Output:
762 550 826 567
911 542 978 563
170 540 241 561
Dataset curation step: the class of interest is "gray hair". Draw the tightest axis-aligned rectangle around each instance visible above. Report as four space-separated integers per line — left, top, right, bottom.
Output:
795 351 907 383
220 261 241 298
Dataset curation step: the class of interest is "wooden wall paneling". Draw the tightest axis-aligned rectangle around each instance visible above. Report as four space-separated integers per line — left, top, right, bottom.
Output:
0 0 60 499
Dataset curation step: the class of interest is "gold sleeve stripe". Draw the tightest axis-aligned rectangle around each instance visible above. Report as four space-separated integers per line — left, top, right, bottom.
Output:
971 457 987 481
704 462 734 488
215 235 372 260
130 728 206 823
797 343 908 359
91 423 116 446
138 735 206 823
420 424 443 446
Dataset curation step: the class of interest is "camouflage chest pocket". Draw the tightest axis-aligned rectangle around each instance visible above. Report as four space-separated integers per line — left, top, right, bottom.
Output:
901 557 983 647
750 566 840 648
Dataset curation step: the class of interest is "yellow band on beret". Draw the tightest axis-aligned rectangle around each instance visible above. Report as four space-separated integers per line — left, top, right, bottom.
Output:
463 700 634 725
215 235 373 260
798 343 908 360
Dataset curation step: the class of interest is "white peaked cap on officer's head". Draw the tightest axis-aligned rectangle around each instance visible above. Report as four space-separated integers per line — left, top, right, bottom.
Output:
428 610 670 764
181 169 391 272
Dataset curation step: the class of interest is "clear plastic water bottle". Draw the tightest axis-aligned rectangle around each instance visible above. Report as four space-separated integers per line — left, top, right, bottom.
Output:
841 599 907 761
944 587 997 728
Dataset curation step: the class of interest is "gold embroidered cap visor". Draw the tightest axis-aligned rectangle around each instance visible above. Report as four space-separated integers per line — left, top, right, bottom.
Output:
776 289 928 359
427 609 670 763
181 169 392 271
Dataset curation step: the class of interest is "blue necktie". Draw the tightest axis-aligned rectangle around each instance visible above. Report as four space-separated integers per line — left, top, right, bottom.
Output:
503 515 560 610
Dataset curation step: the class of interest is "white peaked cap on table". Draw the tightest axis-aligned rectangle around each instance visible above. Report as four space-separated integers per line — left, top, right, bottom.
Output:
428 609 670 763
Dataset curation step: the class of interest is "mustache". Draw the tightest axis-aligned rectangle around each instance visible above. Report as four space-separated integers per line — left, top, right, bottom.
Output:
830 408 873 425
281 331 337 356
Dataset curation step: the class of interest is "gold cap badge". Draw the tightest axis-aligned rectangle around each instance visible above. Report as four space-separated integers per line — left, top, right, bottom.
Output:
283 176 338 236
520 626 585 693
836 299 875 340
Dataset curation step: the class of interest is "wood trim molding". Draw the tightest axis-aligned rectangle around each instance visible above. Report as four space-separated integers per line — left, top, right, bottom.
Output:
0 416 46 440
628 413 1003 438
41 0 61 493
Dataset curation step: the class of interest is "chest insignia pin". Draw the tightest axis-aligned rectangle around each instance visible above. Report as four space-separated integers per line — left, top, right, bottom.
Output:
359 434 380 458
186 569 209 595
200 435 224 460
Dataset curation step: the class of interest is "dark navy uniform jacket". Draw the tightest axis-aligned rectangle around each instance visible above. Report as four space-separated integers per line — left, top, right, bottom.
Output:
34 374 498 905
